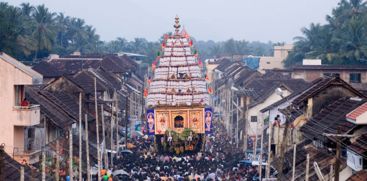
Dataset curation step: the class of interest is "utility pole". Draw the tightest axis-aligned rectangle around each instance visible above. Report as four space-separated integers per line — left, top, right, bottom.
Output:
125 93 129 150
115 99 119 156
236 96 239 148
85 114 91 181
94 77 101 181
329 164 334 181
42 147 46 181
110 102 114 167
266 113 272 178
101 104 108 168
69 127 73 181
253 121 259 161
259 123 264 179
243 97 250 153
305 154 310 181
42 120 46 181
277 109 291 180
56 139 60 181
335 140 341 181
292 144 296 181
20 166 24 181
322 132 346 181
78 93 82 181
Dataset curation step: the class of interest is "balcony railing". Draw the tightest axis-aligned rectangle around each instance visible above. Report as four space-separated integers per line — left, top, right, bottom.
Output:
13 104 41 126
13 147 41 164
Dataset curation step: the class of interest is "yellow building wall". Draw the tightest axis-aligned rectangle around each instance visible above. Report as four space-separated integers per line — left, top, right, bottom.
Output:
154 107 205 134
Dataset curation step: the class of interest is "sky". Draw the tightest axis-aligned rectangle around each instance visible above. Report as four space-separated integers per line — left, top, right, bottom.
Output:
6 0 340 43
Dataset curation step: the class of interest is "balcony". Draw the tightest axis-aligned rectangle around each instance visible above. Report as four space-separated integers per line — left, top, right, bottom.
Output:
13 104 41 126
13 147 41 164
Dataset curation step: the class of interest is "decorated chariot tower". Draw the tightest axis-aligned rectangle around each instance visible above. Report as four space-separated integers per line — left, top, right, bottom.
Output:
146 16 212 153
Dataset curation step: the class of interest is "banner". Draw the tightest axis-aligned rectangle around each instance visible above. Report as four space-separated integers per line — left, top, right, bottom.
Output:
189 110 204 133
155 111 170 134
204 107 213 134
146 109 155 135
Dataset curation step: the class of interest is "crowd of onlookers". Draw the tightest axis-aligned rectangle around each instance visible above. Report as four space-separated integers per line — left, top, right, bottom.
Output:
112 121 260 180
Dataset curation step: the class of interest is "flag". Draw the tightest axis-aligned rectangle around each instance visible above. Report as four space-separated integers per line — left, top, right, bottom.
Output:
144 88 148 97
208 87 213 94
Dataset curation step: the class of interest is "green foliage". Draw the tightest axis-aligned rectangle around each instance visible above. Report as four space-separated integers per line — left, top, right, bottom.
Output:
0 2 102 62
0 3 273 64
285 0 367 66
195 39 274 60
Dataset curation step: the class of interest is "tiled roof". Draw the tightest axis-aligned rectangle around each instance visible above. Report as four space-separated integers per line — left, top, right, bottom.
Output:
348 133 367 154
32 61 64 78
0 147 43 181
347 170 367 181
292 64 367 70
25 86 77 128
273 140 338 181
346 102 367 122
32 54 137 78
244 78 309 108
69 70 109 94
233 66 261 87
300 97 365 141
260 82 311 113
292 77 365 105
214 59 234 72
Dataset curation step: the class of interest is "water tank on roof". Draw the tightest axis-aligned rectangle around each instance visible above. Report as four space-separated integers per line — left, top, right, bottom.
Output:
242 56 260 70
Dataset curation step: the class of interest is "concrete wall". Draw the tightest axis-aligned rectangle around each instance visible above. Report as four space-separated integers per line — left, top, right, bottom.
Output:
0 57 33 155
258 44 293 73
291 69 367 85
246 89 291 136
206 63 219 83
258 56 284 73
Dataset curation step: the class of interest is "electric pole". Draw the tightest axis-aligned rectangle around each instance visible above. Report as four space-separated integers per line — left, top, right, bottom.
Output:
85 114 91 181
277 109 291 180
78 92 82 181
94 77 101 181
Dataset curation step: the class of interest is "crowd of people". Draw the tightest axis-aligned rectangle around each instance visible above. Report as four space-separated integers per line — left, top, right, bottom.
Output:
113 120 260 180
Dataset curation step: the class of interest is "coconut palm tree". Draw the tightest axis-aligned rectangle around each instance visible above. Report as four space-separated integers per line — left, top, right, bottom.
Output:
32 4 56 60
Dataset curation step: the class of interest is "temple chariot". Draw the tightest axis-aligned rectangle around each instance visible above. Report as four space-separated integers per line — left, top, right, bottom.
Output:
145 16 212 154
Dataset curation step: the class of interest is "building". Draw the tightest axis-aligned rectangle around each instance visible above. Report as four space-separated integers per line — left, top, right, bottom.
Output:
146 17 210 153
268 77 367 180
291 64 367 91
258 44 293 73
33 53 144 128
238 77 309 151
211 61 261 135
0 52 43 162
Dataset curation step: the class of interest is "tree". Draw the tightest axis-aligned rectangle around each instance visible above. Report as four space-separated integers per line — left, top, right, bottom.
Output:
285 0 367 66
32 5 56 60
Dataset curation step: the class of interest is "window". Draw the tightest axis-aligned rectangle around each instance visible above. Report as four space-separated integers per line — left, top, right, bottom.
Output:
251 116 257 122
14 85 25 106
350 73 361 83
174 115 184 128
323 72 340 78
